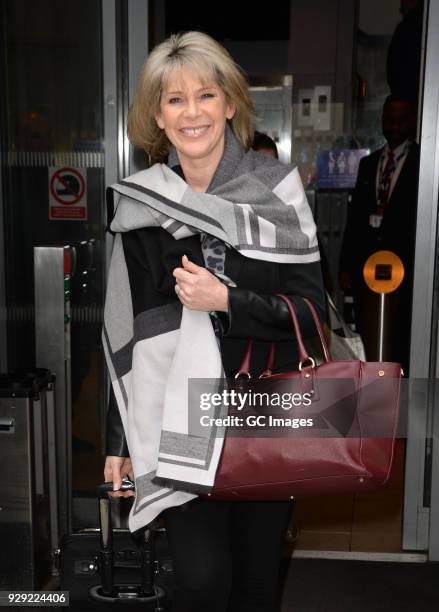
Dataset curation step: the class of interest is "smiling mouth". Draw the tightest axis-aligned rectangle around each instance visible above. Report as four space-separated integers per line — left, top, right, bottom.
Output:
180 126 210 137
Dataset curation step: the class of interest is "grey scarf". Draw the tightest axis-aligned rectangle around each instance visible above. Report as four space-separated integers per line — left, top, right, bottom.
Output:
110 125 319 262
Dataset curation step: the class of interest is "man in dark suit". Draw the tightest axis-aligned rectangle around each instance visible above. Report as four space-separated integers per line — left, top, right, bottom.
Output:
340 95 419 371
387 0 423 107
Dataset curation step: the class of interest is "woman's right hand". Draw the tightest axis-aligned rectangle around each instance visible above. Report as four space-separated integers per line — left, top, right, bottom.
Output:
104 456 135 498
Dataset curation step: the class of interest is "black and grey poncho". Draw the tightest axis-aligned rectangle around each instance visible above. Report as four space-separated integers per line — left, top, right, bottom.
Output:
103 127 320 531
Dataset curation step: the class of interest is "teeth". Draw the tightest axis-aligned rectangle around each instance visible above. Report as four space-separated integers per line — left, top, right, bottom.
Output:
181 127 208 136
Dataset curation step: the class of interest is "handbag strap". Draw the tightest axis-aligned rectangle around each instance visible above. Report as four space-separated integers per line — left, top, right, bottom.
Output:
236 295 331 378
259 342 276 378
237 339 253 378
274 294 309 362
301 296 332 362
271 294 331 368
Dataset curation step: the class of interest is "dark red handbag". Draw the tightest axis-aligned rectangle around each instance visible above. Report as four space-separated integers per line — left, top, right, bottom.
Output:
207 294 402 501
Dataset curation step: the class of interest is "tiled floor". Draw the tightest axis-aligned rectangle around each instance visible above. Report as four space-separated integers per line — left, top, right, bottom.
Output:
35 557 439 611
280 558 439 611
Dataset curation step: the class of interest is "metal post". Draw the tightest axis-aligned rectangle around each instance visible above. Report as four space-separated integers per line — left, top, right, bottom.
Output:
101 0 120 458
34 246 72 538
378 293 385 361
45 377 59 563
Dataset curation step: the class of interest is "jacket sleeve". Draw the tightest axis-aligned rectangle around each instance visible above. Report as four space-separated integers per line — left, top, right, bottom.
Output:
105 385 130 457
216 260 326 341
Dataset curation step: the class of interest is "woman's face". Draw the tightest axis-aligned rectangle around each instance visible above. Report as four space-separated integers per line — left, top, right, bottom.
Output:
155 66 235 168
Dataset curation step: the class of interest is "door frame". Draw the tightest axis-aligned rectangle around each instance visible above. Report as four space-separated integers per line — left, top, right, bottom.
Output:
102 0 149 253
104 0 439 559
0 6 8 372
403 0 439 559
0 154 6 373
127 0 149 174
422 0 439 561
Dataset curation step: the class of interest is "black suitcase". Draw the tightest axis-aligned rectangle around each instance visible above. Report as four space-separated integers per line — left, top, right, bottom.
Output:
60 479 173 610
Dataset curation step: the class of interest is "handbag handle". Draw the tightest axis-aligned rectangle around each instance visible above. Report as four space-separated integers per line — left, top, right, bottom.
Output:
300 296 332 363
235 295 331 379
235 339 253 379
276 294 331 364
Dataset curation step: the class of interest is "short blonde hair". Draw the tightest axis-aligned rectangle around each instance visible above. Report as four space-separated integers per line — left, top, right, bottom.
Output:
127 31 254 162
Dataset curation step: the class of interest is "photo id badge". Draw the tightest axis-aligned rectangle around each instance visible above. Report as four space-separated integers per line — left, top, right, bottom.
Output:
369 214 383 228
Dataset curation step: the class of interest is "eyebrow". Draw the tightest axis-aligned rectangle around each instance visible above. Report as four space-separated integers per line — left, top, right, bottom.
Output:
164 85 217 95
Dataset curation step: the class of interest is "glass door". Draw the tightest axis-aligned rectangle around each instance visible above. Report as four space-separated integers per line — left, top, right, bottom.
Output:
0 0 113 535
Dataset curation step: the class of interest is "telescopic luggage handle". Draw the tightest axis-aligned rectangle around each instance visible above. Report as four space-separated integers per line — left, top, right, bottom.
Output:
92 478 166 608
98 476 136 498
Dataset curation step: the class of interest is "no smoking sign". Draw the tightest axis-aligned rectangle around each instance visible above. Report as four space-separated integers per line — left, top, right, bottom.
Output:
49 166 87 220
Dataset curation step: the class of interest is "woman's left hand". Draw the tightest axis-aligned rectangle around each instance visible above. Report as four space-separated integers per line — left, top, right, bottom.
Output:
173 255 228 312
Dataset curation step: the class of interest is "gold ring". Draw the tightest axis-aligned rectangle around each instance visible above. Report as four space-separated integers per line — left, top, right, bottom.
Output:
175 285 180 296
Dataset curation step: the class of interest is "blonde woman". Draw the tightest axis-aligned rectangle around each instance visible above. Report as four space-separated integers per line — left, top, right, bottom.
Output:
103 31 325 611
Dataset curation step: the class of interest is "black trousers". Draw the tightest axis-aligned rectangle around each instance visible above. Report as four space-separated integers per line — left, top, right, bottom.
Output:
163 497 293 612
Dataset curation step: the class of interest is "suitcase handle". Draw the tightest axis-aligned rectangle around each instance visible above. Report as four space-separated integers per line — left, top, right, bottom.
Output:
96 477 163 603
97 477 135 597
97 477 135 499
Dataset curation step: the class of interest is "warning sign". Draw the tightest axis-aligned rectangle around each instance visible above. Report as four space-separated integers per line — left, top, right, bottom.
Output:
49 167 87 220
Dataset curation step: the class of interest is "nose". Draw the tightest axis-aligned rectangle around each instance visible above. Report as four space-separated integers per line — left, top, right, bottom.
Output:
184 96 201 119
